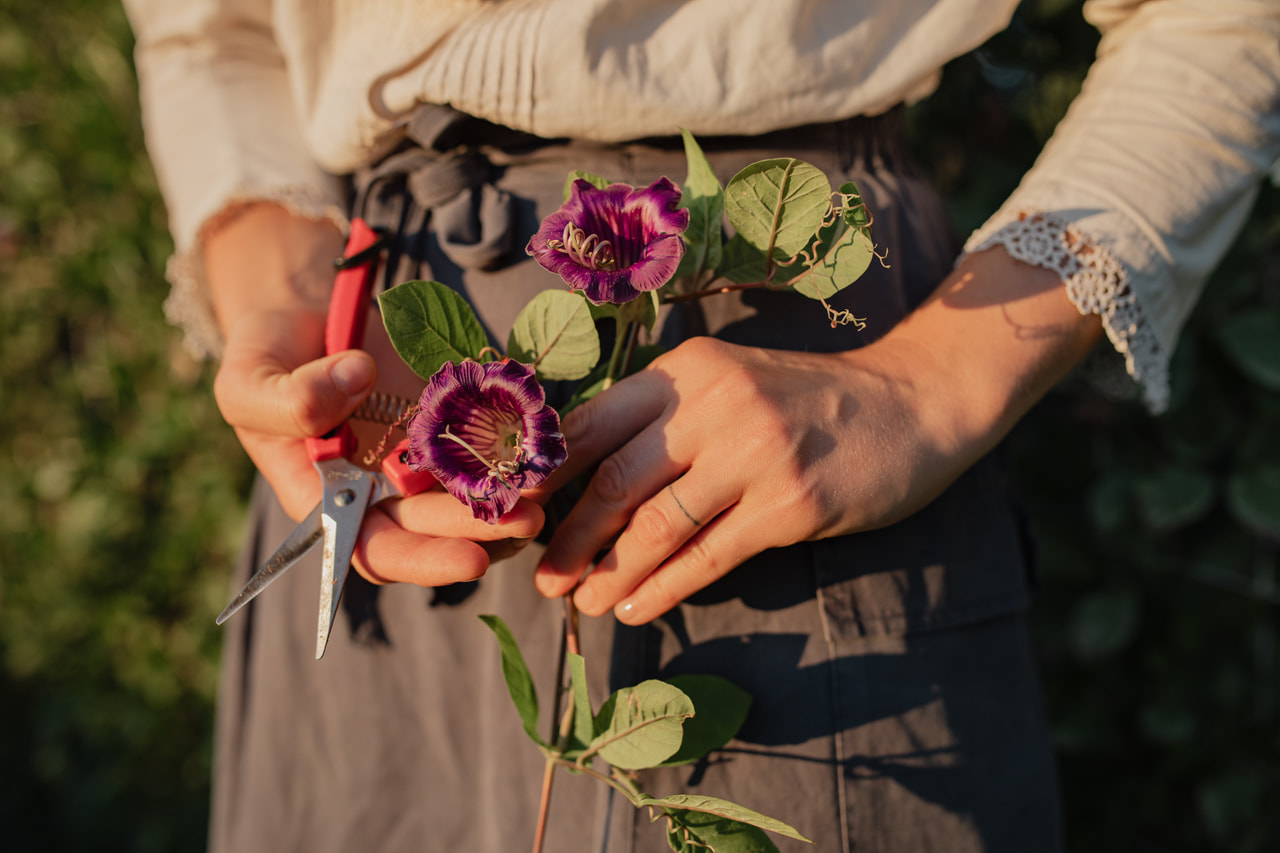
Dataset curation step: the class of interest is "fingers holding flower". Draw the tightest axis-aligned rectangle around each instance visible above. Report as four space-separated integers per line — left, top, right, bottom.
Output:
532 335 966 624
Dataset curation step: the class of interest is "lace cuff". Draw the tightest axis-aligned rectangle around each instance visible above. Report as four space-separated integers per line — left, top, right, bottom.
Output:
164 187 348 360
963 210 1169 412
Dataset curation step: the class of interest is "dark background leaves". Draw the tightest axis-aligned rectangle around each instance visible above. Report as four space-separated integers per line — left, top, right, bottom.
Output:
1 0 1276 850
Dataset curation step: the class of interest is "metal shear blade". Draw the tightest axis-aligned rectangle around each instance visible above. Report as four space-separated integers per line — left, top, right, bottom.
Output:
312 458 374 659
215 503 323 627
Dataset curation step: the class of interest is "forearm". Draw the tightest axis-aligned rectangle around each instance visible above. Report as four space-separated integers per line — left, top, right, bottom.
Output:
203 202 344 337
874 244 1104 466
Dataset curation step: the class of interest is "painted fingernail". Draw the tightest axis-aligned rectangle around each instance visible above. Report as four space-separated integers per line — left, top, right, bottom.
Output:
332 354 374 396
617 600 640 624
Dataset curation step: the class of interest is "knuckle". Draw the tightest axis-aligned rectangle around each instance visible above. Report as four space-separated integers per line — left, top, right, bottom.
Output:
635 571 682 620
590 454 635 507
677 533 720 581
629 500 681 549
560 394 595 442
286 386 331 436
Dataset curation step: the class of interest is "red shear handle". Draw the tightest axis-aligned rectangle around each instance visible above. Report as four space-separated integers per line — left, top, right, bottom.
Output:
306 218 383 463
381 439 438 497
326 217 382 356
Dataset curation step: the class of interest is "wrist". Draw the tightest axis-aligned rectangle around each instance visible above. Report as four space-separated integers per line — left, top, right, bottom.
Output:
871 246 1103 463
204 202 344 336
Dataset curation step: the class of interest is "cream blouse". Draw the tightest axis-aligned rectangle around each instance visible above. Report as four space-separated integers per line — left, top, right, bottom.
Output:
123 0 1280 411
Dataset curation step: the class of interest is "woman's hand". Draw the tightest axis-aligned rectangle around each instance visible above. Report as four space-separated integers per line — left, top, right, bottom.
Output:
533 246 1104 623
206 203 541 588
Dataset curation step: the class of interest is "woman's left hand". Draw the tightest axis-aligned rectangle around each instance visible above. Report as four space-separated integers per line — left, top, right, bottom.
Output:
532 247 1104 624
531 333 971 623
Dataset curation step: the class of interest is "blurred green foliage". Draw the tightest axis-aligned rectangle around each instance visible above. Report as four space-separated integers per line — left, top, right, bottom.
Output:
912 2 1280 850
0 1 253 850
0 0 1276 850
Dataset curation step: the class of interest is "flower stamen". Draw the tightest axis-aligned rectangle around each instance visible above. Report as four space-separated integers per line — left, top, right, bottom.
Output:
555 222 616 271
438 425 525 483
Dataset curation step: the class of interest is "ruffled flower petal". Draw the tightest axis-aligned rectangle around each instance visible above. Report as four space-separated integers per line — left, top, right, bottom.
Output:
526 177 690 305
406 359 567 523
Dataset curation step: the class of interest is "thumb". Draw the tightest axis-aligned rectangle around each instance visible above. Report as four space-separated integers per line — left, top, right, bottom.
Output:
215 313 378 437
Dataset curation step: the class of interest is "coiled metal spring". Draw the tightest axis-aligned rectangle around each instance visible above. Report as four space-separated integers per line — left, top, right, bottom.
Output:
352 390 415 424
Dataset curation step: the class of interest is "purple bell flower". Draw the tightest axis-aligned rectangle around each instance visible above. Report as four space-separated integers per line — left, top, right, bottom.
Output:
406 359 567 523
526 177 690 305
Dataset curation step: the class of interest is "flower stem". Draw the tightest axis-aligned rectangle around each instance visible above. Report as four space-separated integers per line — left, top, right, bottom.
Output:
601 316 632 391
661 278 786 304
618 320 640 377
530 596 584 853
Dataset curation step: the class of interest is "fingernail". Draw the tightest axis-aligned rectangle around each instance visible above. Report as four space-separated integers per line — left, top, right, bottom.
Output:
617 600 642 623
573 585 597 613
332 355 374 396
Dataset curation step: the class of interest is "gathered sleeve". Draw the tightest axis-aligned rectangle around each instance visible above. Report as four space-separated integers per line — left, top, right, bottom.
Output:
123 0 347 358
964 0 1280 412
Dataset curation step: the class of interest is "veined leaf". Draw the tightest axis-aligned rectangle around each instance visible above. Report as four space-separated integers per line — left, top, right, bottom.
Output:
567 652 595 751
777 182 875 301
478 615 545 748
665 809 780 853
617 290 660 335
641 794 811 844
723 158 830 260
507 290 600 381
379 280 488 380
674 129 724 282
716 234 770 285
659 674 752 767
559 344 665 416
587 680 692 769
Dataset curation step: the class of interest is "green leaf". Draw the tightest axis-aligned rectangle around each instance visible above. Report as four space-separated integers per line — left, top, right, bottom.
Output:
1226 465 1280 537
1068 588 1140 662
588 300 619 322
776 212 875 300
674 129 724 282
1132 466 1215 531
560 344 664 416
1087 474 1131 532
659 674 752 767
616 290 660 335
506 290 600 381
477 615 545 748
640 794 811 844
567 652 595 750
716 234 770 285
563 169 612 202
378 280 489 380
837 182 871 229
1218 309 1280 390
723 158 830 260
665 810 780 853
587 680 693 769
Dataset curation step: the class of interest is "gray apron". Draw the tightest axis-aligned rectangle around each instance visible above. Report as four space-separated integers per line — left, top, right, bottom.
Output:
209 108 1061 853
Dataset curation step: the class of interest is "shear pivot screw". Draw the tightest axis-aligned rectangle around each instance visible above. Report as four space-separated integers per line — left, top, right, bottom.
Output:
334 489 356 507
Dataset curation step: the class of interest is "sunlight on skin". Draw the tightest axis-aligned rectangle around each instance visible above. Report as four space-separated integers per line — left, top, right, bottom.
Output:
531 246 1103 624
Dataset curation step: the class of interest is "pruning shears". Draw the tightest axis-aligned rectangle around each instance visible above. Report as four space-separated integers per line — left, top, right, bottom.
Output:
216 219 435 659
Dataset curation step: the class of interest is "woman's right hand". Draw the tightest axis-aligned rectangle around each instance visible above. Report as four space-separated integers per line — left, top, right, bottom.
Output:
205 203 542 587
